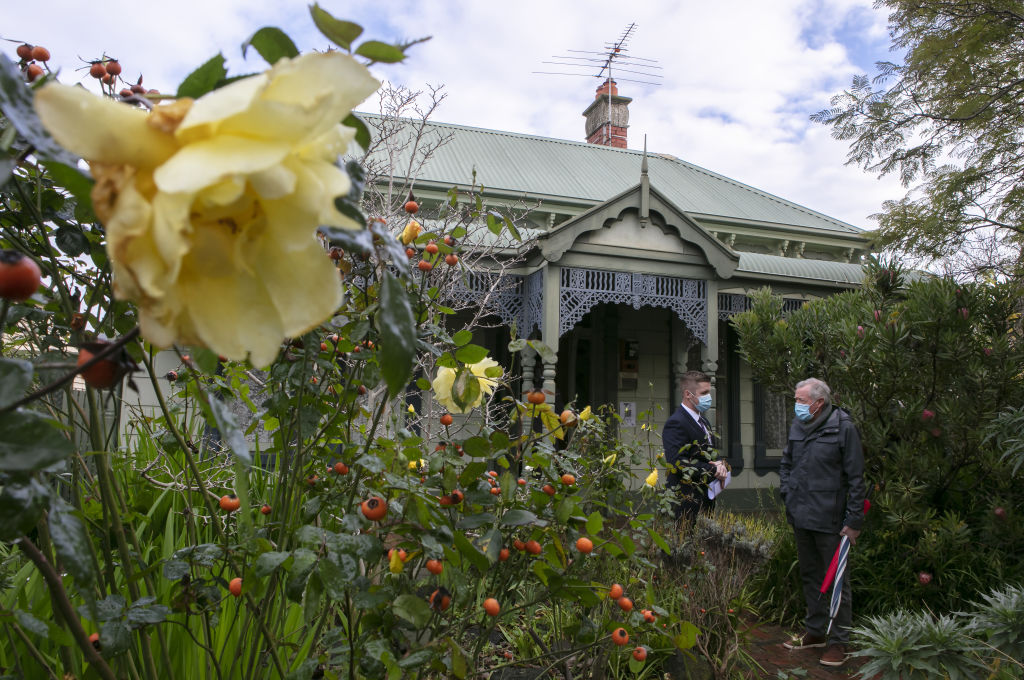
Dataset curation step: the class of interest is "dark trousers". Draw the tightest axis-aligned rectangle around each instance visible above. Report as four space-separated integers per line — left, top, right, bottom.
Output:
793 527 851 644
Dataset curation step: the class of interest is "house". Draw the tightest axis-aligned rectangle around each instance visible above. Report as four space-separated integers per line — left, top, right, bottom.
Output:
364 80 869 504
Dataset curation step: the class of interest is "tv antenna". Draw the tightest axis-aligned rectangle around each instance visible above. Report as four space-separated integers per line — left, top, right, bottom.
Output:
535 23 662 146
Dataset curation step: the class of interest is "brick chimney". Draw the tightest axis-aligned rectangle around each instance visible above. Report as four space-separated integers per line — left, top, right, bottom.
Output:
583 79 631 148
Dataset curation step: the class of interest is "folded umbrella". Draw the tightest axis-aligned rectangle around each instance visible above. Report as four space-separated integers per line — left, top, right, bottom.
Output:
820 498 870 636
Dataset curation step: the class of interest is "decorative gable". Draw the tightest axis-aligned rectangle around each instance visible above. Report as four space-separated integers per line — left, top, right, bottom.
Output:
538 182 739 279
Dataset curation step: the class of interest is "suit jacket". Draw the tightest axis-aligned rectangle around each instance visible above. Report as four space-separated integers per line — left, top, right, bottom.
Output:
662 405 719 492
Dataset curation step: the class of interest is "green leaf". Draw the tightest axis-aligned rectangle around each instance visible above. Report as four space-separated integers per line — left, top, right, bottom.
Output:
253 551 291 577
0 478 49 541
309 4 363 49
96 595 126 621
527 340 558 364
452 330 473 347
334 195 365 225
454 344 488 364
456 513 494 530
302 571 323 624
500 509 544 527
0 55 81 169
393 593 432 627
503 215 522 241
354 41 406 64
458 461 487 487
476 528 503 564
286 550 318 602
342 113 371 151
555 497 574 524
674 621 699 650
490 431 511 451
49 497 95 587
486 212 502 236
0 358 33 409
99 620 131 656
54 224 90 258
648 527 670 554
448 638 467 679
207 396 252 466
585 511 604 535
15 610 48 638
453 532 489 572
162 560 189 580
241 27 299 65
0 409 74 471
451 368 481 412
44 161 94 221
378 272 416 397
368 216 413 269
126 601 170 628
398 649 433 669
318 556 353 599
461 436 489 458
191 348 221 375
176 54 228 99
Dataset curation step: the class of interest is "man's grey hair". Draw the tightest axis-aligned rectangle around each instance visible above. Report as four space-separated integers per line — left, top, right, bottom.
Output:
796 378 832 405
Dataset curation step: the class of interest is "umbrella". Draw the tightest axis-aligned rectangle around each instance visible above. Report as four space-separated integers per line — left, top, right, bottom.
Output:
820 498 870 636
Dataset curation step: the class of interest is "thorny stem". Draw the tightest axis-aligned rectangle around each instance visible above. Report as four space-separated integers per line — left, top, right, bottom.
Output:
17 537 118 680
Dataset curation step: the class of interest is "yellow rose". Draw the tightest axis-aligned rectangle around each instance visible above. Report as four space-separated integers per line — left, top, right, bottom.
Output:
645 469 659 488
389 549 405 574
34 53 379 366
431 357 502 414
399 220 422 245
579 406 593 421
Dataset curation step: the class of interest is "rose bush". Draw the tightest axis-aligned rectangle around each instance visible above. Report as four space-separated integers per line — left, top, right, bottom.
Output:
0 10 713 679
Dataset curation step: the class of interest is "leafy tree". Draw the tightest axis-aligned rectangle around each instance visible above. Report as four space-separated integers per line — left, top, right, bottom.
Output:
814 1 1024 280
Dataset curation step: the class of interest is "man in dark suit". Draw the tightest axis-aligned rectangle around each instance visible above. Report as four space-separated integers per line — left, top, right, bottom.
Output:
662 370 727 521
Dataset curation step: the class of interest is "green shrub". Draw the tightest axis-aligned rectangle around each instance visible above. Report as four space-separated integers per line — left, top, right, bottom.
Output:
733 261 1024 617
853 583 1024 680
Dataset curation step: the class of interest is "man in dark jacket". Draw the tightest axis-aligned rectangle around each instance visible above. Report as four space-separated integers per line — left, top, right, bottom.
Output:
662 370 727 521
780 378 866 668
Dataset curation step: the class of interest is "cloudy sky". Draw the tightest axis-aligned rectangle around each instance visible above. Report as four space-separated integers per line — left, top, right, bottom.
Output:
5 0 908 230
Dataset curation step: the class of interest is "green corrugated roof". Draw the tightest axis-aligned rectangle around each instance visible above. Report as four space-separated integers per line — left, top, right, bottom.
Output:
737 253 864 284
361 114 863 235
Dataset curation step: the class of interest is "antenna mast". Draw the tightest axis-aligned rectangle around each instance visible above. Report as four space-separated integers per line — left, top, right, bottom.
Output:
535 23 662 147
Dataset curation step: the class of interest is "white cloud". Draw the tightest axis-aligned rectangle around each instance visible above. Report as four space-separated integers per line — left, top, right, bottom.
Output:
4 0 907 228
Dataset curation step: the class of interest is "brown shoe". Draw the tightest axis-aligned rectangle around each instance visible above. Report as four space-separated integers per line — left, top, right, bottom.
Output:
819 644 848 667
783 632 827 650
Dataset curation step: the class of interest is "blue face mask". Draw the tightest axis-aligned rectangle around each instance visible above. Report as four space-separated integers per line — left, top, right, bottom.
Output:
696 394 713 413
794 403 813 422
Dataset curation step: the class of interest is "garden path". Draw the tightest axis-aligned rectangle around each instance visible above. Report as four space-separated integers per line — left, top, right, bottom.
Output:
740 620 877 679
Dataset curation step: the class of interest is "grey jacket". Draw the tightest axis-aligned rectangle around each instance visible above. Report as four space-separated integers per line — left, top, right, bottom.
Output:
780 406 866 534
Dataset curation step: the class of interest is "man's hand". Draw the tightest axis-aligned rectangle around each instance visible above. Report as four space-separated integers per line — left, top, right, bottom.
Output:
712 460 728 482
840 526 861 545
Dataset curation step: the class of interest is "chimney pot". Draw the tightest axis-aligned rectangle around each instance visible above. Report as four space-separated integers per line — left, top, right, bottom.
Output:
596 80 618 98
